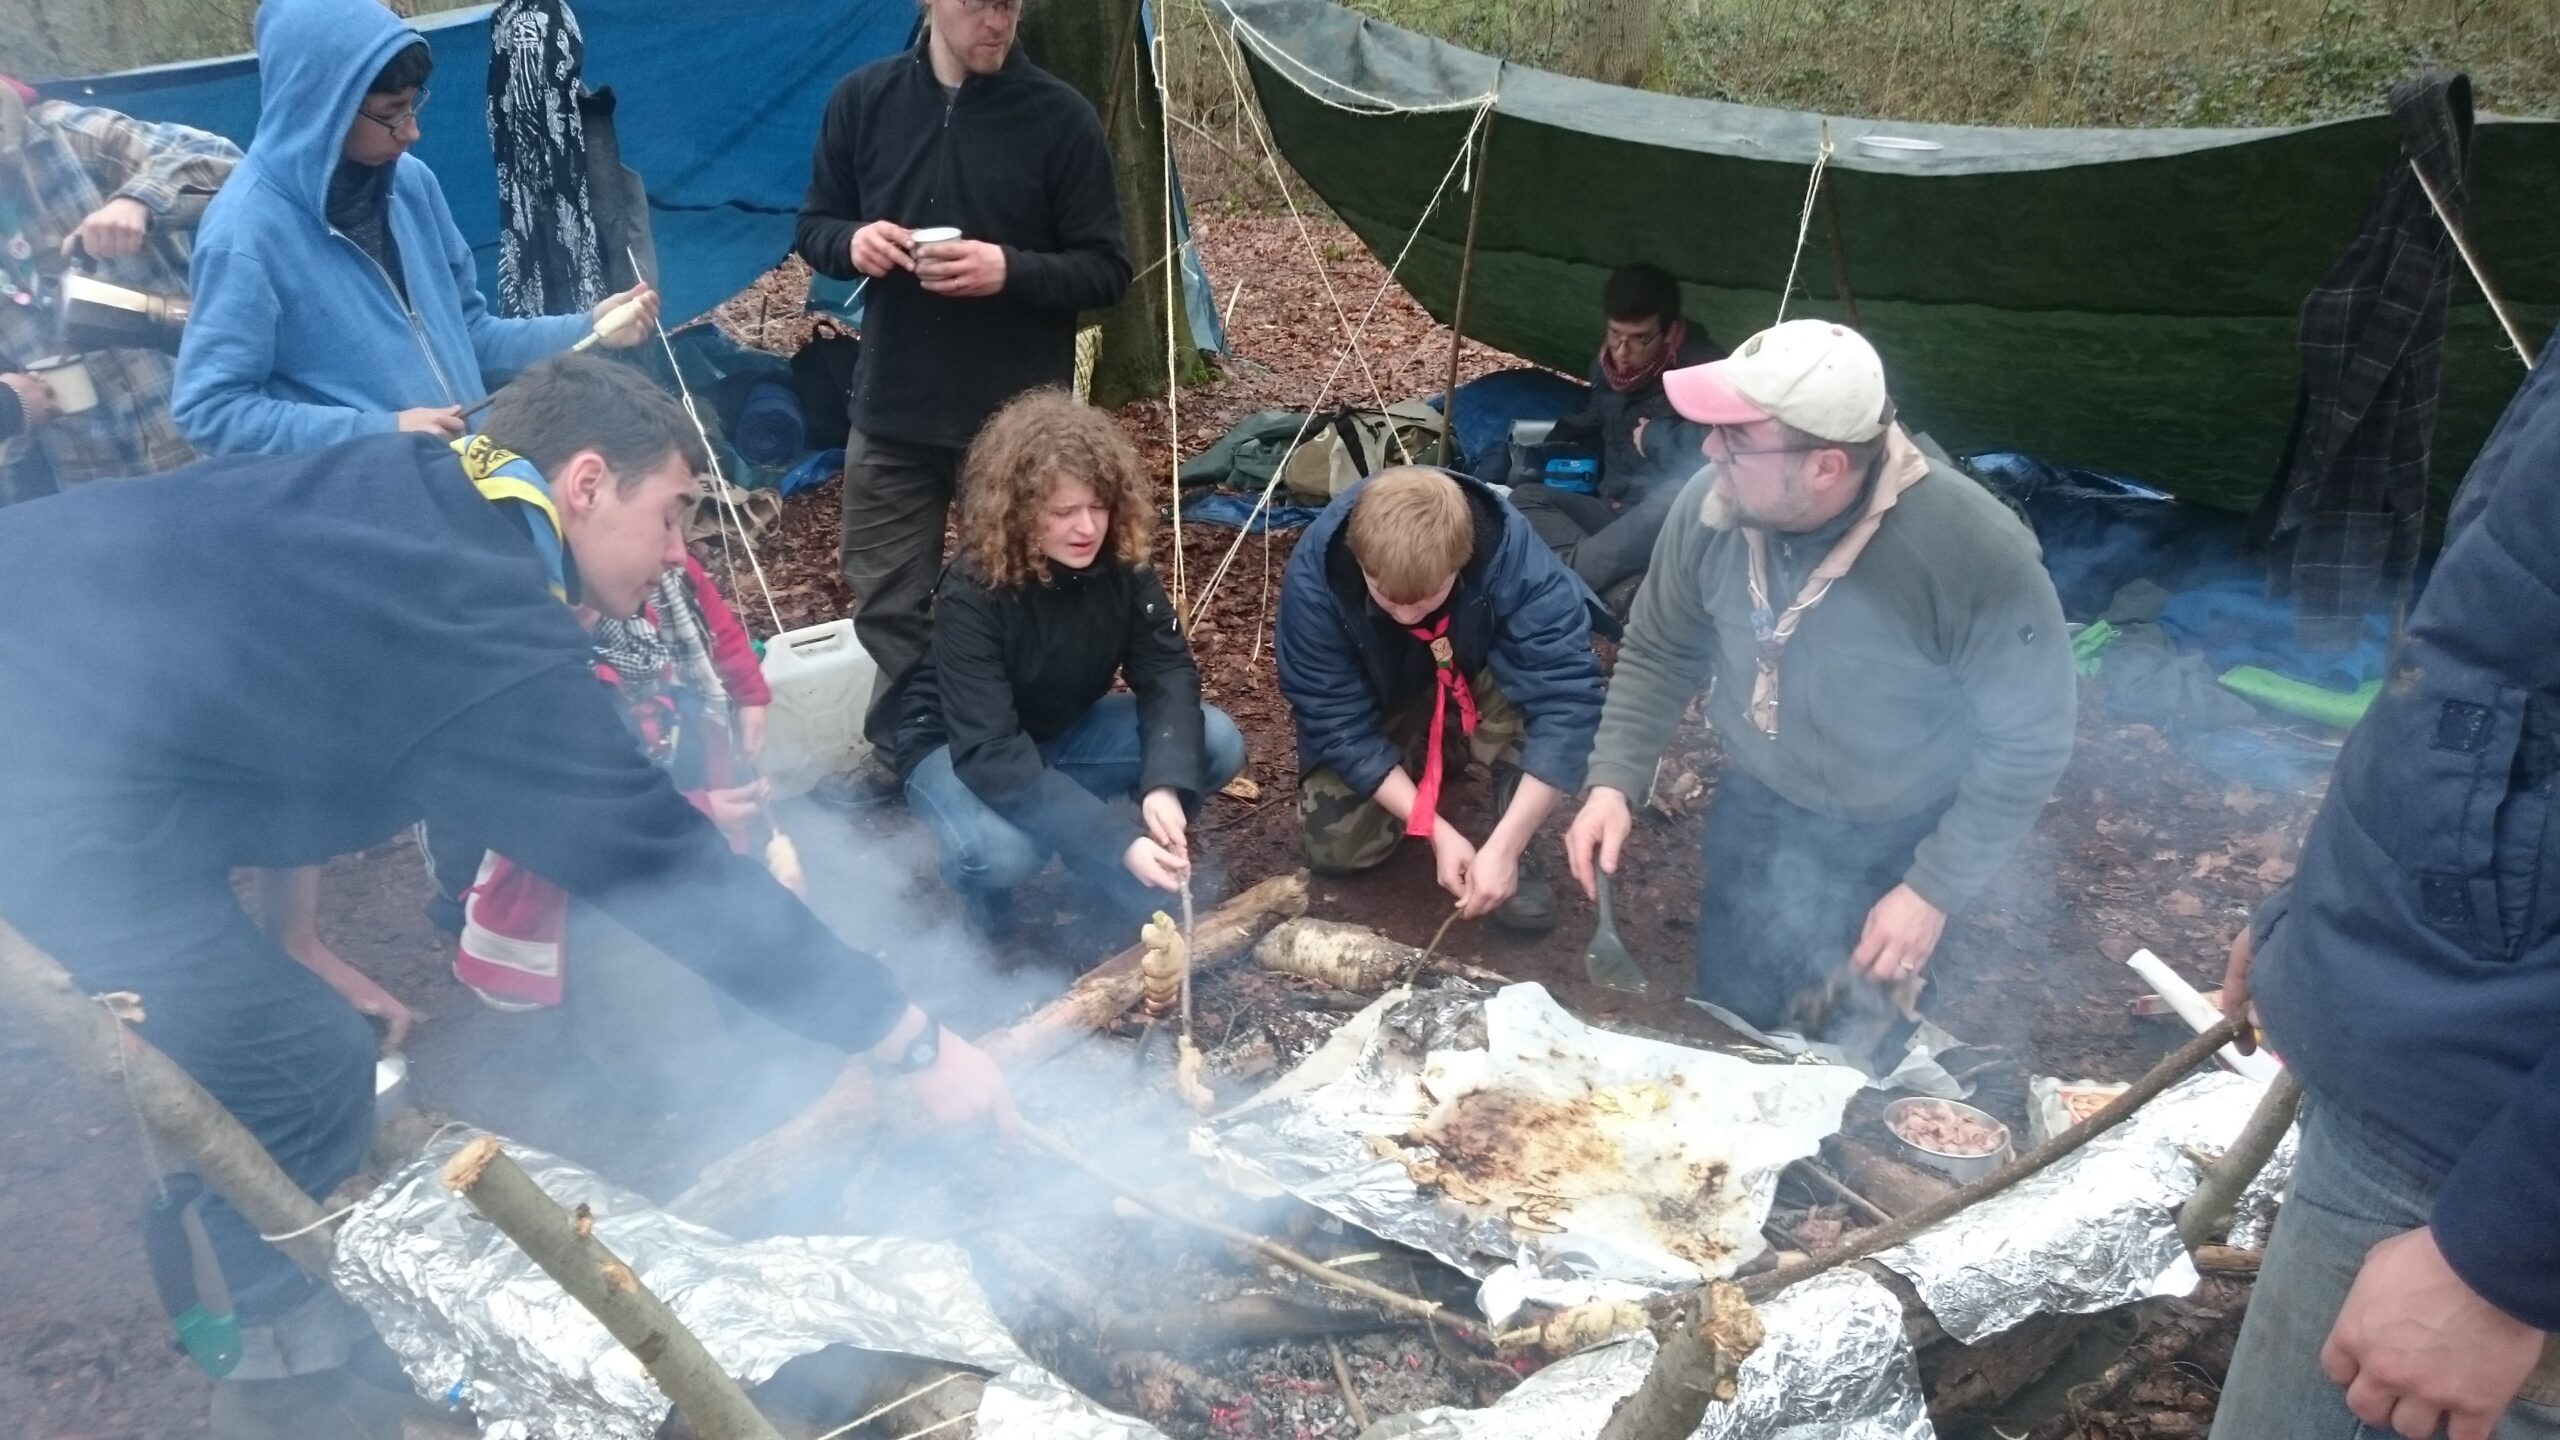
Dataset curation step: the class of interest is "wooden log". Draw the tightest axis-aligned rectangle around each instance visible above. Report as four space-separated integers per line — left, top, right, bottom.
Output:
2177 1069 2299 1248
2192 1245 2262 1277
669 873 1308 1229
1099 1294 1404 1353
440 1138 784 1440
1822 1137 1958 1219
1595 1283 1761 1440
0 915 338 1277
1744 1015 2249 1302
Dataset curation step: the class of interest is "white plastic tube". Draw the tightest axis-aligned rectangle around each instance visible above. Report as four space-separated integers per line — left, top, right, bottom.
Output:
2126 948 2285 1083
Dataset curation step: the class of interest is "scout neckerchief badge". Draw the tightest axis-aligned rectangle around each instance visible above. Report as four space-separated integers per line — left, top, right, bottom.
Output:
1736 429 1927 737
1401 610 1478 838
453 434 568 600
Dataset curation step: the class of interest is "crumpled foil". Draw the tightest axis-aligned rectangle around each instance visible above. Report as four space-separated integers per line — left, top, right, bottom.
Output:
2224 1122 2299 1252
1358 1268 1932 1440
1199 984 1865 1310
332 1130 1162 1440
1874 1071 2288 1343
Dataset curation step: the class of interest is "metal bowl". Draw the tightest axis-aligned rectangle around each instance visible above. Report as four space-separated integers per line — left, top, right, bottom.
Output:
1883 1096 2013 1183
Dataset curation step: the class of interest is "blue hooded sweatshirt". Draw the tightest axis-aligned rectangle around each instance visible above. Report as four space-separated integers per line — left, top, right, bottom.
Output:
173 0 589 456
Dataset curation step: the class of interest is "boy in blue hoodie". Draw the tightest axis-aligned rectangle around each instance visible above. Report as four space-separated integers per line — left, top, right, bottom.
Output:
172 0 659 1031
173 0 656 456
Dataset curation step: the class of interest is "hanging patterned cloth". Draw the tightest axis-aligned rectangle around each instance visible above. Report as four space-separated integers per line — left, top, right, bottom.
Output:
487 0 606 317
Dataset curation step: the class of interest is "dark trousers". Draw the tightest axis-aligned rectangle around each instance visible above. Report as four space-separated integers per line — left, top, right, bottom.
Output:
0 829 375 1325
1506 480 1683 595
840 430 963 727
1696 767 1951 1032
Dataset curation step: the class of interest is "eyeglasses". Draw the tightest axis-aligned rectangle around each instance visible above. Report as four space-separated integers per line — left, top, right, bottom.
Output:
1705 426 1820 461
956 0 1024 15
358 89 430 136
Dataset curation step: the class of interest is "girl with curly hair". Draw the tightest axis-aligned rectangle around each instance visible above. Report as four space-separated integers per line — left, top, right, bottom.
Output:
874 390 1244 934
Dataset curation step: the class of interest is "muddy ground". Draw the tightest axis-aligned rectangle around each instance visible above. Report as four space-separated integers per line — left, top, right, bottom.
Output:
0 214 2317 1439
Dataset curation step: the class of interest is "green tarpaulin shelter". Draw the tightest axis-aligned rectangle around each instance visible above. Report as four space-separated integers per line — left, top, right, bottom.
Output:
1214 0 2559 509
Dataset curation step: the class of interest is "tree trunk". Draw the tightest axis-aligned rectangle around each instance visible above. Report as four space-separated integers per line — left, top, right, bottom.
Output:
1570 0 1665 90
1022 0 1211 409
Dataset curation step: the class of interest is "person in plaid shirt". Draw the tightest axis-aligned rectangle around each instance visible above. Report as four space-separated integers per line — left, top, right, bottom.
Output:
0 76 237 500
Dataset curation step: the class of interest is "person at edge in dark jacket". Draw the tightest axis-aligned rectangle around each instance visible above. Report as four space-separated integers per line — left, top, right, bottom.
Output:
1506 261 1724 613
1277 466 1613 936
2208 339 2560 1440
794 0 1132 745
877 390 1244 938
0 354 1014 1438
170 0 659 1046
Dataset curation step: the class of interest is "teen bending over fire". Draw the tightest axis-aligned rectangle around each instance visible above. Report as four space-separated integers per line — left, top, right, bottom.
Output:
873 389 1245 937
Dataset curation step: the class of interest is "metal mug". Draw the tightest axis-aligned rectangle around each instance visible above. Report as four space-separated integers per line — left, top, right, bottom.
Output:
26 356 99 416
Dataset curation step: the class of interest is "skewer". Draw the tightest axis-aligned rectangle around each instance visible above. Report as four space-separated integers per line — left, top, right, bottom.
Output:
457 290 653 420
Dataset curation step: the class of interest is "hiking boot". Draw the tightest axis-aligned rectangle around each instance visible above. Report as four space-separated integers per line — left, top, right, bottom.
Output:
1601 575 1642 621
812 753 905 811
1493 851 1559 934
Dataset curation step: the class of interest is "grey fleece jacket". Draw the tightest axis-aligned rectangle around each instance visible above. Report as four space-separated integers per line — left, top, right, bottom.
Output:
1583 431 2076 911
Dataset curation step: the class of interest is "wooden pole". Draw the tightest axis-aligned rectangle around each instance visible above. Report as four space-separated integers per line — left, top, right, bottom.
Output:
1594 1282 1761 1440
1819 170 1861 328
1437 100 1500 467
1742 1014 2249 1301
2177 1068 2299 1248
2409 158 2539 368
0 915 338 1278
669 873 1308 1229
442 1137 785 1440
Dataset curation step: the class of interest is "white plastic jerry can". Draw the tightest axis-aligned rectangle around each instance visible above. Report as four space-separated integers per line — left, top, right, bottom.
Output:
756 618 878 798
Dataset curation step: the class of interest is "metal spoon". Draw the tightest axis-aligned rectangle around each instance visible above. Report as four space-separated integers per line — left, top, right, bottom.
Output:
1584 870 1650 995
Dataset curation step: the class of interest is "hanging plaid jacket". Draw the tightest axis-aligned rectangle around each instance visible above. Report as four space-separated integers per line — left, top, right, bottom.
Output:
0 85 237 491
2249 71 2471 652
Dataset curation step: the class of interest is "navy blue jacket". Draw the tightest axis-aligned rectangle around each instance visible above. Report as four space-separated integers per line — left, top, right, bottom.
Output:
0 434 909 1055
2252 342 2560 1329
1276 472 1611 800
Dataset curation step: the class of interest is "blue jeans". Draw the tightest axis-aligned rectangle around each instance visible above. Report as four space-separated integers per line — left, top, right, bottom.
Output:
2212 1099 2560 1439
906 695 1247 916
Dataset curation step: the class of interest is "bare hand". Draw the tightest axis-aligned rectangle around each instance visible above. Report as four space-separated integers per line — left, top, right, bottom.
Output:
2322 1227 2542 1440
2220 925 2260 1054
850 220 916 279
2 373 58 430
65 197 151 259
397 405 464 437
734 704 768 760
322 965 416 1050
902 1029 1021 1136
700 778 769 833
1140 787 1190 865
1564 786 1633 900
590 283 660 348
916 238 1006 298
1851 884 1945 981
1458 838 1520 918
1427 823 1478 903
1124 834 1188 892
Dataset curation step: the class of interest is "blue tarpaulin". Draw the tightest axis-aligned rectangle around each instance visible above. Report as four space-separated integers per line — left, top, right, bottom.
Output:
45 0 1223 345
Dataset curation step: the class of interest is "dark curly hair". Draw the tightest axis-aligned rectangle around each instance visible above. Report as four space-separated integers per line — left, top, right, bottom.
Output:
958 389 1155 588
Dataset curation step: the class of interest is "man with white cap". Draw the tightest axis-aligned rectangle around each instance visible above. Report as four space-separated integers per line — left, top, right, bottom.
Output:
1562 319 2074 1039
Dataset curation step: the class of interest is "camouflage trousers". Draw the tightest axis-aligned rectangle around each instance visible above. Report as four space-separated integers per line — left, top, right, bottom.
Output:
1298 671 1525 874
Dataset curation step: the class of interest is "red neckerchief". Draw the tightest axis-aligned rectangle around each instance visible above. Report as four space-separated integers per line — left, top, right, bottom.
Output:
1599 318 1687 394
1403 611 1478 838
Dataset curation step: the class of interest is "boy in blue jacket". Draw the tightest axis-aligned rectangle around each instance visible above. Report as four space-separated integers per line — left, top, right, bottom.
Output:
1276 466 1610 934
173 0 655 456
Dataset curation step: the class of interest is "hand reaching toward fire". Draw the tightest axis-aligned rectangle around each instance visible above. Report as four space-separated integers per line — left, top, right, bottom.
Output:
1849 884 1944 982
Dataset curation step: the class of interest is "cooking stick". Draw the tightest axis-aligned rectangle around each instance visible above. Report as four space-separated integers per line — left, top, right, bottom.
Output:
1741 1013 2251 1301
1397 906 1465 988
457 292 653 420
1017 1124 1489 1345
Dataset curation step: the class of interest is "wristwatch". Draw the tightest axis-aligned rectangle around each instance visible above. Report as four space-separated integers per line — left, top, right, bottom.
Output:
874 1018 943 1075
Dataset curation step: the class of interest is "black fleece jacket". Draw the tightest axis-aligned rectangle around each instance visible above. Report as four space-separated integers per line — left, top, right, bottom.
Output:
882 555 1206 868
794 43 1131 449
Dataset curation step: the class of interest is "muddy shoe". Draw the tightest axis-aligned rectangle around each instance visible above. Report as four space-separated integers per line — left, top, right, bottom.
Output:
1492 855 1559 935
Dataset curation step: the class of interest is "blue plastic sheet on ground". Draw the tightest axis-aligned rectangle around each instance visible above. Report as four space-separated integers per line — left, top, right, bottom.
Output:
1441 367 1591 476
1180 491 1320 532
777 449 844 497
2158 578 2387 693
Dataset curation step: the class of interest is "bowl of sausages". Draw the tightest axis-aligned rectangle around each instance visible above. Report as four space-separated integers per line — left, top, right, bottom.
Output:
1883 1096 2015 1183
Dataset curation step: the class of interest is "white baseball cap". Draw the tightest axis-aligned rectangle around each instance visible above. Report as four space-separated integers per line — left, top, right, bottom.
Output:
1662 319 1891 443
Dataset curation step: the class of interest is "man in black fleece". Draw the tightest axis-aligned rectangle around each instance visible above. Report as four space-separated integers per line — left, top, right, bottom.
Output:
794 0 1131 729
0 355 1012 1415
